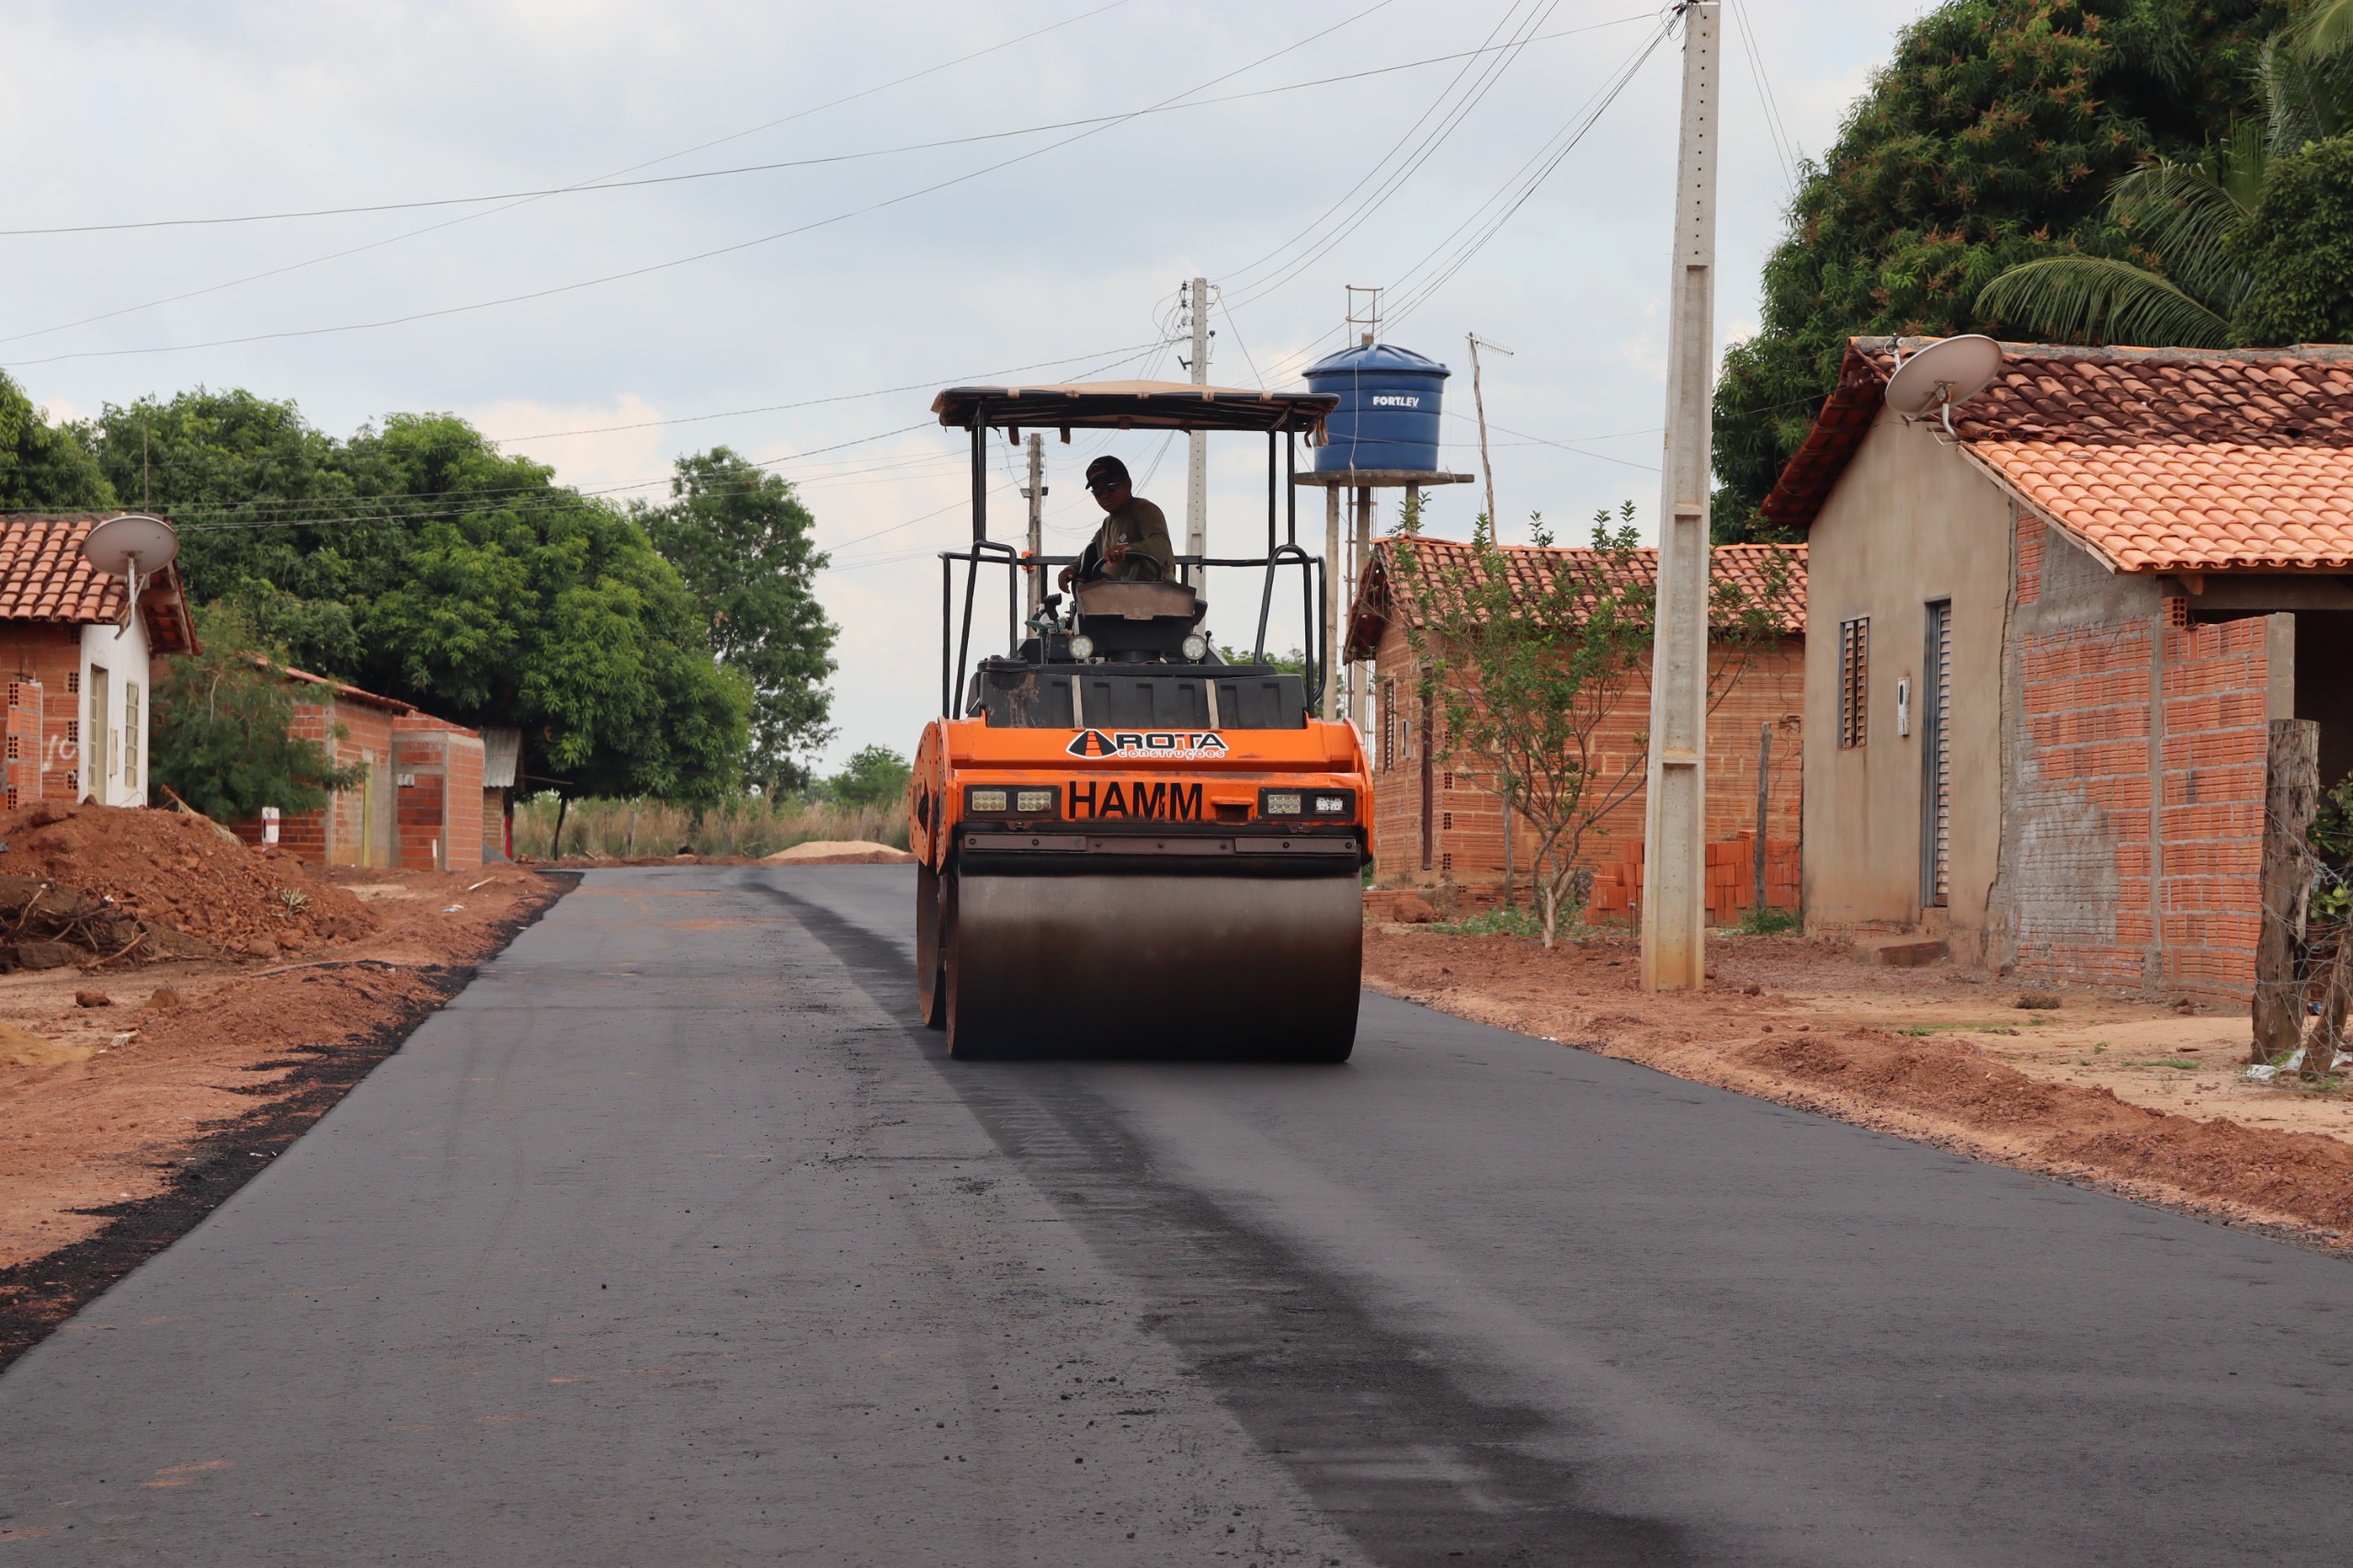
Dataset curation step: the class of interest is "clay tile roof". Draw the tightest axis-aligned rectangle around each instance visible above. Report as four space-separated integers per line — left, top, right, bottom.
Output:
1344 538 1805 660
1758 339 2353 574
0 513 198 653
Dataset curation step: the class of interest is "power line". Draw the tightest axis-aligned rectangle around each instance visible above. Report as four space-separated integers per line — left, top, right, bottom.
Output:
0 1 1137 350
0 21 1651 243
3 4 1395 370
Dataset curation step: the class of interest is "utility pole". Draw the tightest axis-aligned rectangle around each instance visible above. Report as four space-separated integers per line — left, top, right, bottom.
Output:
1184 276 1211 600
1467 333 1515 909
1021 433 1046 617
1640 0 1719 993
1466 333 1513 534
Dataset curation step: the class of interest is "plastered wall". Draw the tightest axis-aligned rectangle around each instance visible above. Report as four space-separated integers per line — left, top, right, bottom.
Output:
1800 415 2011 953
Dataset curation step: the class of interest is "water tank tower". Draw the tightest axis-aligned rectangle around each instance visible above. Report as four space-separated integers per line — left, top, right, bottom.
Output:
1302 342 1450 473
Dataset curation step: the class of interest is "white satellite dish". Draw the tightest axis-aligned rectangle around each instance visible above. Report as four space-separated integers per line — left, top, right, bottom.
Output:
1884 335 2005 433
79 514 180 631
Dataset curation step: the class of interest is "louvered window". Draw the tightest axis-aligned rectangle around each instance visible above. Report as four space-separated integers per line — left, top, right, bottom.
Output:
1922 602 1952 907
1837 618 1870 749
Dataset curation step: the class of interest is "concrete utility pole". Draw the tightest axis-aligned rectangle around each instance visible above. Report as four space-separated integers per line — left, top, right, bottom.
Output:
1323 485 1342 719
1640 0 1719 993
1021 433 1046 617
1185 277 1211 598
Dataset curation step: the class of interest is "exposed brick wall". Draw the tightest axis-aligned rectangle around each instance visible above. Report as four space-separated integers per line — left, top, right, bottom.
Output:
2157 619 2272 993
2007 620 2152 985
1365 621 1806 892
2016 514 2044 605
1997 515 2276 1000
0 631 89 802
391 717 485 872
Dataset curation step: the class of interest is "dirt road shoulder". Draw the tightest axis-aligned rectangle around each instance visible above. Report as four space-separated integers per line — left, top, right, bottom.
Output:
0 867 572 1372
1363 926 2353 1253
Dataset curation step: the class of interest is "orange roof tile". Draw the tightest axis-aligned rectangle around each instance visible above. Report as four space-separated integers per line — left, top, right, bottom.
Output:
1346 539 1805 659
0 513 198 653
1759 340 2353 574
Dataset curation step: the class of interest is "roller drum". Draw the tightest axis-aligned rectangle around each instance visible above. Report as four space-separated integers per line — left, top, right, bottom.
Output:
944 869 1360 1061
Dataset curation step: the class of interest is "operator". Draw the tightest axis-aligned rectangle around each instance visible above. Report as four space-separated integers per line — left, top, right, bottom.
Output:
1060 456 1174 588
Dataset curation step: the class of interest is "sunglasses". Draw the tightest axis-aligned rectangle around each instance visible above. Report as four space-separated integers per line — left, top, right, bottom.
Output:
1086 477 1124 494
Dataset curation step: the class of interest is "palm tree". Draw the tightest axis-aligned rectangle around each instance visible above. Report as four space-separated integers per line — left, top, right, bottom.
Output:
1973 9 2353 347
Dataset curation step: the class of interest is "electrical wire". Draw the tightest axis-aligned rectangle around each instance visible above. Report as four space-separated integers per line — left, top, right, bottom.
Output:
1219 0 1564 310
1726 0 1800 192
0 1 1136 350
4 4 1395 369
2 18 1654 242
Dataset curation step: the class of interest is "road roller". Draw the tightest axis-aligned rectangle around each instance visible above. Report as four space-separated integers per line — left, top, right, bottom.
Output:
908 380 1370 1061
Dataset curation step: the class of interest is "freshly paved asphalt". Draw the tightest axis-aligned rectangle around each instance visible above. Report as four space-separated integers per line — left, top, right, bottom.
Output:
0 865 2347 1565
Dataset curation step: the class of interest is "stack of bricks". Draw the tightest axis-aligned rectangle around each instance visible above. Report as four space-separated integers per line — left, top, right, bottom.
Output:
1585 836 1798 924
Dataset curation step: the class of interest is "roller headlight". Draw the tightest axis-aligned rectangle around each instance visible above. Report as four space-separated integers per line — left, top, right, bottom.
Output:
1015 788 1055 814
968 788 1008 813
1181 631 1209 661
1262 790 1303 816
1068 633 1096 661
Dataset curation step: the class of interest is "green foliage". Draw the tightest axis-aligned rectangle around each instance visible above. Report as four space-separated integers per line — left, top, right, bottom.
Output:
818 744 912 810
635 448 838 795
148 603 366 820
1734 904 1802 936
2230 132 2353 340
85 390 753 804
1712 0 2296 539
1430 905 1545 938
0 369 113 510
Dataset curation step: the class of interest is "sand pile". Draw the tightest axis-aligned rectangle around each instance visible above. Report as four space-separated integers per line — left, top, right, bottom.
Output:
0 801 376 960
761 839 915 866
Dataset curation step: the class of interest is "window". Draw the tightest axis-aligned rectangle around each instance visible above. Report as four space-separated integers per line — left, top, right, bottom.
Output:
1381 679 1395 769
123 681 140 792
1837 618 1870 749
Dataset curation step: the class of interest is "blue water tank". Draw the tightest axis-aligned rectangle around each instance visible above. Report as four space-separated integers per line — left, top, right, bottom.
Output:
1303 341 1450 473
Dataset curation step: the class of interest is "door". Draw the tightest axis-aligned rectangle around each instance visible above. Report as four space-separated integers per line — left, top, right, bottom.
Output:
85 665 109 802
364 755 395 868
1920 601 1952 908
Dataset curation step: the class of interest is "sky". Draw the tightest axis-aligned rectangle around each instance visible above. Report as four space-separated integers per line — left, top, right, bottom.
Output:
1 0 1941 774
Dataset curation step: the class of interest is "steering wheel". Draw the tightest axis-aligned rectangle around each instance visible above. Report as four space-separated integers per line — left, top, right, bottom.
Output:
1083 548 1165 583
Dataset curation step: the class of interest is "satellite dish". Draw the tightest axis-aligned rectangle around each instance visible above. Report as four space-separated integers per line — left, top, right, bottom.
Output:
79 514 179 631
1884 335 2005 431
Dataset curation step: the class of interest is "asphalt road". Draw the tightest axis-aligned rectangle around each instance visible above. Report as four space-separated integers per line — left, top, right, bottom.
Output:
0 865 2347 1566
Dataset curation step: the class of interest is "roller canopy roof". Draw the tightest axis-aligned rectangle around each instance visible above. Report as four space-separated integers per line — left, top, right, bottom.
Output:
932 380 1336 435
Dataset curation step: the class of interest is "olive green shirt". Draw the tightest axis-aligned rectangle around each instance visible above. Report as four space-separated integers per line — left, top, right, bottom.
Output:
1087 496 1175 582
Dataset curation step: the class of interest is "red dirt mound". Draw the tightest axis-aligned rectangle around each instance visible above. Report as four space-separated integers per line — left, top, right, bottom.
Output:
1733 1028 2353 1233
0 801 376 958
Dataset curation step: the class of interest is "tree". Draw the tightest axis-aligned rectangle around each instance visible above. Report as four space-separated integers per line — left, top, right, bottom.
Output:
149 603 365 821
1391 501 1798 946
86 392 753 804
635 449 837 795
820 744 912 810
1712 0 2296 539
1973 7 2353 346
0 369 112 510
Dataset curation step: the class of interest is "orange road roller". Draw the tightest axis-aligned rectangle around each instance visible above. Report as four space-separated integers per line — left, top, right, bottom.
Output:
907 380 1370 1061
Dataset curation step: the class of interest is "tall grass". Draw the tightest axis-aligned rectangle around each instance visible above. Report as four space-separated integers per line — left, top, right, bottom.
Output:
513 795 909 859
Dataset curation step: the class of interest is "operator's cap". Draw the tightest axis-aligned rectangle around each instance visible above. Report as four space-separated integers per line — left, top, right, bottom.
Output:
1085 456 1131 489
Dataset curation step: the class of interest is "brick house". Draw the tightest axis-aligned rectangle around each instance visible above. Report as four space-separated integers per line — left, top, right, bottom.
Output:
0 514 198 809
230 665 487 872
1763 336 2353 996
1344 537 1807 918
